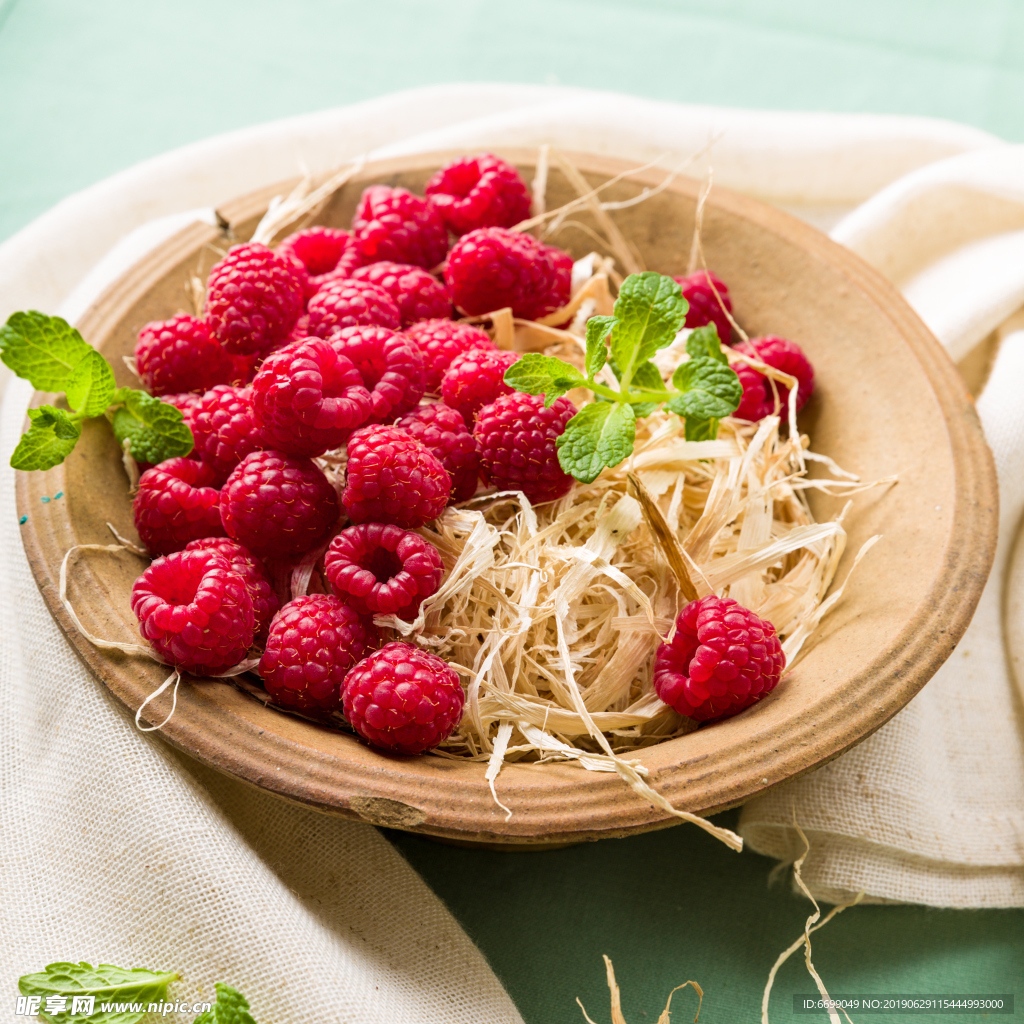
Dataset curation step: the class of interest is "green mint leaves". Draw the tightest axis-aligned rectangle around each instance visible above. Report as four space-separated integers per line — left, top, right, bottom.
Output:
17 962 179 1024
1 311 194 471
504 272 742 485
195 983 259 1024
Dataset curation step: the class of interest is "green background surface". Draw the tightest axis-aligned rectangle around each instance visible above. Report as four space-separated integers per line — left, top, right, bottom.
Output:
2 1 1022 1021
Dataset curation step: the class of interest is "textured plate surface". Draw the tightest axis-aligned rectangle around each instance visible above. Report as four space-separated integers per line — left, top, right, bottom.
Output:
16 150 998 843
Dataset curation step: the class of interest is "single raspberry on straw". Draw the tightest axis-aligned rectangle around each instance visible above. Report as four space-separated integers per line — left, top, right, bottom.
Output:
440 347 519 424
395 402 480 503
220 449 340 557
329 324 425 423
342 424 450 529
258 594 378 713
276 226 365 296
251 337 372 456
306 277 401 337
205 242 305 355
445 227 572 320
190 385 264 481
351 261 451 326
352 185 450 269
425 153 532 235
133 457 226 556
732 336 815 421
674 271 734 346
474 392 576 505
131 548 254 673
653 595 785 722
185 536 280 644
325 523 445 620
342 641 464 754
402 319 495 394
134 314 235 396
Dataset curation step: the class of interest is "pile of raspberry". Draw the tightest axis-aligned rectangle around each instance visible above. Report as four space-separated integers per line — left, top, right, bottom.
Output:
127 153 583 754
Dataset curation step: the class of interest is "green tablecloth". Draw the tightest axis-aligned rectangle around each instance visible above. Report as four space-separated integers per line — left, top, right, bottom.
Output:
2 2 1021 1020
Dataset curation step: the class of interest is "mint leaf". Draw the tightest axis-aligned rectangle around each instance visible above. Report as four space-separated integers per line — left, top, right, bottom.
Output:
194 983 258 1024
628 360 667 417
10 406 83 470
609 273 686 386
18 961 178 1024
584 315 615 379
556 402 636 484
668 356 743 419
111 389 193 463
0 311 94 392
684 416 719 442
65 350 117 417
504 354 585 407
685 324 729 364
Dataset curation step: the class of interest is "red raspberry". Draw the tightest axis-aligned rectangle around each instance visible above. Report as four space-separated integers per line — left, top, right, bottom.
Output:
185 536 280 643
342 641 464 754
251 337 372 457
474 392 575 505
440 347 519 424
352 185 449 270
329 324 424 423
395 402 480 502
133 458 225 556
325 523 444 619
402 319 495 394
205 242 305 355
653 595 785 722
191 385 264 481
220 450 340 557
306 278 400 338
674 271 733 346
135 314 234 396
445 227 572 320
733 336 815 421
350 261 451 327
131 549 254 672
258 594 378 713
425 153 532 235
276 226 364 296
343 424 450 529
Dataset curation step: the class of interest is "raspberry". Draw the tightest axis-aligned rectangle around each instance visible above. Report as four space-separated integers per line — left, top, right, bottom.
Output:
653 595 785 722
220 450 340 557
276 227 364 296
674 271 733 346
342 424 450 529
306 278 400 337
445 227 572 320
329 324 424 423
133 458 225 556
185 536 280 644
733 336 815 421
474 392 575 505
191 385 264 481
205 243 305 355
258 594 378 713
350 261 451 327
325 523 444 619
251 337 372 457
131 549 254 672
342 642 464 754
134 314 234 396
352 185 449 270
440 347 519 424
402 319 495 394
425 153 532 235
396 402 480 502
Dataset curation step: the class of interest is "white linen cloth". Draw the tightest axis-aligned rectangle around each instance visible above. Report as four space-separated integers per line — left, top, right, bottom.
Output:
1 86 1022 1019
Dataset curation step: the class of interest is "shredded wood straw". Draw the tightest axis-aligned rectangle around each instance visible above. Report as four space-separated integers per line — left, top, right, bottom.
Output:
578 955 703 1024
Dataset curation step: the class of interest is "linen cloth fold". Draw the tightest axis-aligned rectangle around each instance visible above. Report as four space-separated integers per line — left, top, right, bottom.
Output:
1 89 1022 1018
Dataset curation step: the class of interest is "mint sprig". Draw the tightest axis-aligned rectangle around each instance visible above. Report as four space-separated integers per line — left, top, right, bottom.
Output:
1 311 194 471
504 272 742 484
195 983 259 1024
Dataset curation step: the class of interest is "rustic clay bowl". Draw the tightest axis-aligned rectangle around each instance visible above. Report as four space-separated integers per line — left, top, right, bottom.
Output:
16 150 997 844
